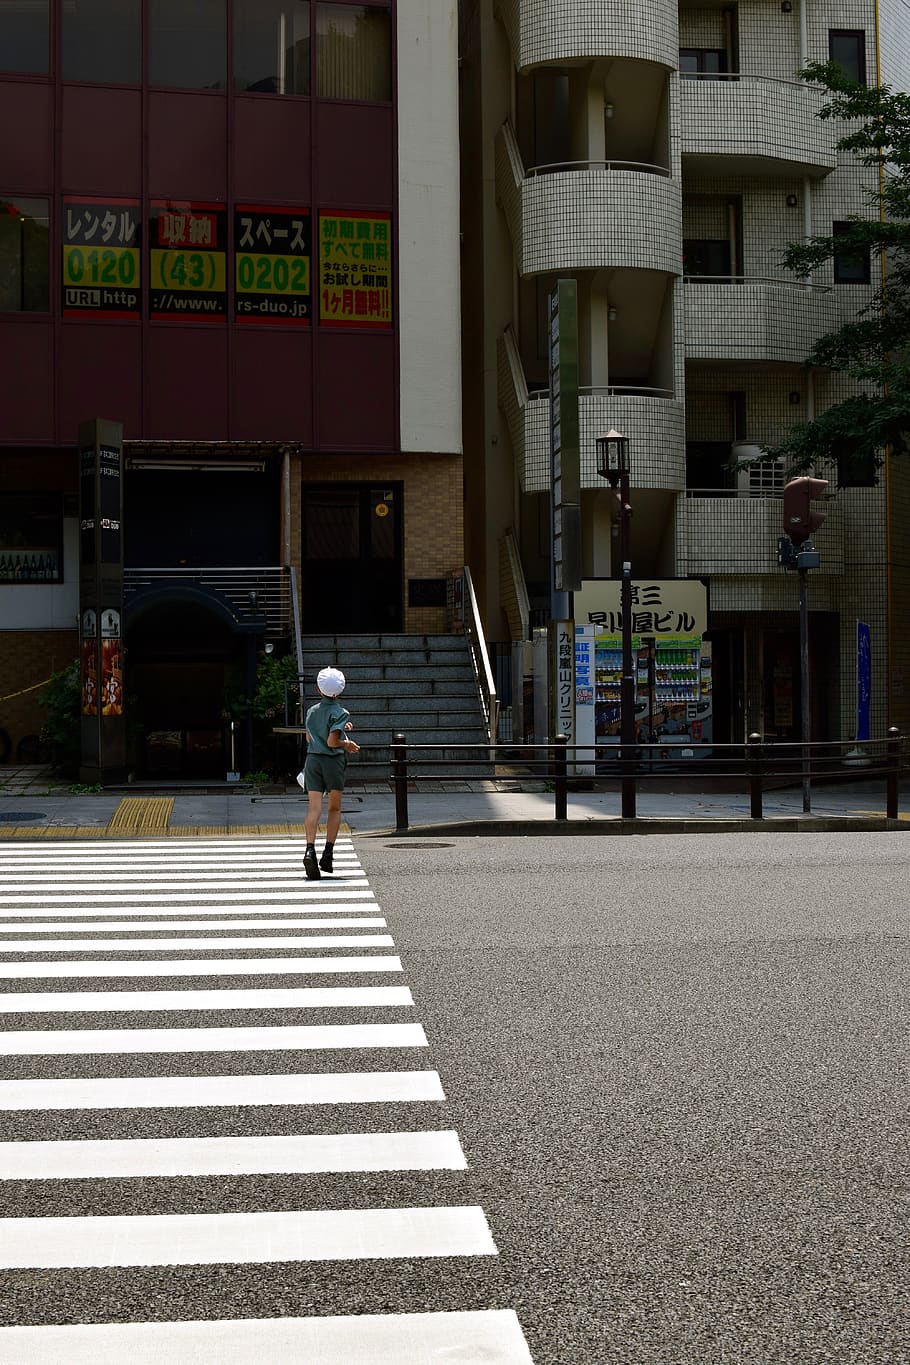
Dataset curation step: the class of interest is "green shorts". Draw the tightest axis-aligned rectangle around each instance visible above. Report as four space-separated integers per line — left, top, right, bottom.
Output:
303 752 346 793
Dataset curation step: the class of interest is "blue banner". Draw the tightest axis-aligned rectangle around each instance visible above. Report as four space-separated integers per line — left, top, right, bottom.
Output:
856 622 871 742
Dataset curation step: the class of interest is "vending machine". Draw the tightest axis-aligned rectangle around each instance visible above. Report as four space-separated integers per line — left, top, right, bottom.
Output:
593 634 713 754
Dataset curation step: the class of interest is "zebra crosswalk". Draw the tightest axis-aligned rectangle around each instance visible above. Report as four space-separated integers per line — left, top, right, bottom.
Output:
0 836 533 1363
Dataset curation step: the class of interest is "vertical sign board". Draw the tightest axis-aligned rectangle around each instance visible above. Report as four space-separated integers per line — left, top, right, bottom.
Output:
856 622 871 742
79 419 125 782
150 201 227 320
548 280 581 594
551 620 576 746
574 624 596 775
234 207 311 324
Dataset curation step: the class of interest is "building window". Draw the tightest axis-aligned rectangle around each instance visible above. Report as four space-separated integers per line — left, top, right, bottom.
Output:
0 197 49 312
316 4 391 101
0 0 49 74
150 0 226 90
829 30 866 84
683 238 732 280
833 221 870 284
234 0 310 95
0 494 63 582
679 48 727 78
62 0 141 84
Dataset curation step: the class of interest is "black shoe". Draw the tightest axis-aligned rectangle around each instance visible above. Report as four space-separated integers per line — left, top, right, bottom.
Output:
303 847 321 880
318 848 333 874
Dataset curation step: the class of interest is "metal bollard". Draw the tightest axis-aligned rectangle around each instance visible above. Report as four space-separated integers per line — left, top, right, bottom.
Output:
391 732 409 832
553 733 568 822
886 726 901 820
747 732 764 820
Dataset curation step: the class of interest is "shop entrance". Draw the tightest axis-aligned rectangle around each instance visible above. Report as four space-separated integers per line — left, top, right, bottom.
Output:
126 600 244 778
301 484 403 633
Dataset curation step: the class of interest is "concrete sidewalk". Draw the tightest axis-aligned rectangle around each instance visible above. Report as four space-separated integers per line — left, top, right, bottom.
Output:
0 764 906 838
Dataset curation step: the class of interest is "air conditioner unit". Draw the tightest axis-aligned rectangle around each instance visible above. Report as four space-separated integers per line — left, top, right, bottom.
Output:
732 442 783 496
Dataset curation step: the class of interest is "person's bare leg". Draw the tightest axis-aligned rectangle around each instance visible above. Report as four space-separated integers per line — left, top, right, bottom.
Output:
304 790 324 844
325 789 343 844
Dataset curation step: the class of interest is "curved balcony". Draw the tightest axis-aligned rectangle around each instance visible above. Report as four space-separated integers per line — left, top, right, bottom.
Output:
680 75 838 176
496 0 678 71
675 491 843 578
683 278 838 364
497 125 682 277
498 334 685 494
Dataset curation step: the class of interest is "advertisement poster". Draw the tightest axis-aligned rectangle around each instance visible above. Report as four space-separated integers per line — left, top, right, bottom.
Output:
319 211 392 328
101 635 123 717
234 206 310 324
63 197 141 318
80 608 98 717
150 201 226 320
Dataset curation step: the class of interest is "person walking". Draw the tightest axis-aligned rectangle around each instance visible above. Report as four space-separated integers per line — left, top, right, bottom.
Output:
300 666 359 880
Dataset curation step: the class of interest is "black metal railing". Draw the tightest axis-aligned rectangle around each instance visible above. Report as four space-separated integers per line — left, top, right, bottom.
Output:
387 731 906 832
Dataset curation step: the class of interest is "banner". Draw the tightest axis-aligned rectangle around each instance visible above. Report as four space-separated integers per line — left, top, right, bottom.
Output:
150 201 226 320
63 198 140 318
234 206 311 324
319 211 392 327
856 621 871 742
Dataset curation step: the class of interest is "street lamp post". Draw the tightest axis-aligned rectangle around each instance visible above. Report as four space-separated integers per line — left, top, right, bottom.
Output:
596 429 636 819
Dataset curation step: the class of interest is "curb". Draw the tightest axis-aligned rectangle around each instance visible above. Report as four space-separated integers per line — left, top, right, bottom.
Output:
356 816 909 838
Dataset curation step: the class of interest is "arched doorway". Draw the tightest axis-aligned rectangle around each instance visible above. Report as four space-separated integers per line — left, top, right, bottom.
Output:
126 595 256 778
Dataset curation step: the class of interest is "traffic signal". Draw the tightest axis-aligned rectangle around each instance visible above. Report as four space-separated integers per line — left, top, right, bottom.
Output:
782 476 828 544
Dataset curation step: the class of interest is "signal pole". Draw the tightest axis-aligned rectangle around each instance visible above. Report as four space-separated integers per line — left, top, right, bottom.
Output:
779 476 829 814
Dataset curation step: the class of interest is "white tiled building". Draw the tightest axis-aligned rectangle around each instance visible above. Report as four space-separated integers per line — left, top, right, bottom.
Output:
460 0 910 742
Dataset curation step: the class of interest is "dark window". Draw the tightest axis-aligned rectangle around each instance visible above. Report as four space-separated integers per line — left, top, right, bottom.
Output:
62 0 141 83
0 0 49 73
316 4 391 101
234 0 310 95
683 238 732 279
833 221 870 284
679 48 727 78
836 450 877 487
0 197 49 312
150 0 226 90
829 30 866 84
0 494 63 582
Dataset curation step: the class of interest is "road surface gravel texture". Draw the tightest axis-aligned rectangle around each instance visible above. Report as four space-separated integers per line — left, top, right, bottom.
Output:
360 831 909 1364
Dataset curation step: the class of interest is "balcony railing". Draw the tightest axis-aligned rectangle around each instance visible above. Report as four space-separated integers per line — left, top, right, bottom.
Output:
124 566 296 638
526 159 671 178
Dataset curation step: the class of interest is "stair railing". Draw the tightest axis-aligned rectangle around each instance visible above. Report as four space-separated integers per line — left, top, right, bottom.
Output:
461 566 499 743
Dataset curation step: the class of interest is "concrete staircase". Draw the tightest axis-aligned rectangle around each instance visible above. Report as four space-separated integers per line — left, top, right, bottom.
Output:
300 634 492 781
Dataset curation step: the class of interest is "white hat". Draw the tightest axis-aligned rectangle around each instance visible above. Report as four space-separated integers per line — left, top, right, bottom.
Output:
317 666 346 697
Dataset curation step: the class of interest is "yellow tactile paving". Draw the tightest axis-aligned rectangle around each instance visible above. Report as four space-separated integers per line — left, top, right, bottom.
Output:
108 796 175 834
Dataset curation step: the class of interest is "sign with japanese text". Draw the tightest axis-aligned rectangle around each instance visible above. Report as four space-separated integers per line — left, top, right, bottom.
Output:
150 201 226 320
548 280 581 592
63 198 140 318
234 206 310 324
856 621 871 742
319 211 392 328
574 623 596 775
78 419 125 780
550 619 575 744
574 578 709 640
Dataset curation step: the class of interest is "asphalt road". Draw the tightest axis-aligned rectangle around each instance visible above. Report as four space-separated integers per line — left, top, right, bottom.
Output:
0 830 906 1363
359 830 910 1364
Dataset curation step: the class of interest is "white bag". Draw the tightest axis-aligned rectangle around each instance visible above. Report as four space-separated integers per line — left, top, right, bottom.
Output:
296 769 307 791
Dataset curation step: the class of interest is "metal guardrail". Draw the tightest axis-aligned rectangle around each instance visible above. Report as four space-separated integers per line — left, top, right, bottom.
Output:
388 732 905 831
124 566 293 637
681 275 833 292
526 384 675 400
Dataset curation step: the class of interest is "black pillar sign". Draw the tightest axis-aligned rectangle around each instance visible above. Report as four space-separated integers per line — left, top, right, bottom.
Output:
79 419 125 782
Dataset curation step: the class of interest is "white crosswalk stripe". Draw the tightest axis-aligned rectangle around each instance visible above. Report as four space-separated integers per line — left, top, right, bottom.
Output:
0 836 533 1360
